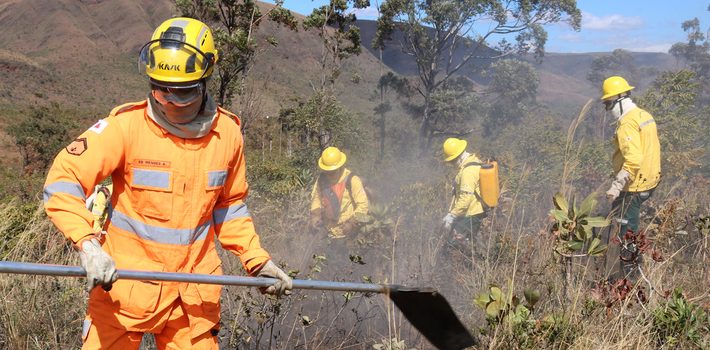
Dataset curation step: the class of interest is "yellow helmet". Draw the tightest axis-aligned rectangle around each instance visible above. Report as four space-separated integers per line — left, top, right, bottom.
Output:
318 147 347 171
601 76 634 100
442 138 467 162
139 17 219 87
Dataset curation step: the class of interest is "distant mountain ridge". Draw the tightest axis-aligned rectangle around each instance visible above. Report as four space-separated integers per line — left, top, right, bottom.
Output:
352 19 680 107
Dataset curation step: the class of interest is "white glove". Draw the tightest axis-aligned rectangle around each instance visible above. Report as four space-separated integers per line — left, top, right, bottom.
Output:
255 260 293 297
79 238 117 292
606 169 631 202
443 213 456 231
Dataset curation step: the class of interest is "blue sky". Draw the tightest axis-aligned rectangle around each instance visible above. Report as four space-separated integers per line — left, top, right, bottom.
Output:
264 0 710 53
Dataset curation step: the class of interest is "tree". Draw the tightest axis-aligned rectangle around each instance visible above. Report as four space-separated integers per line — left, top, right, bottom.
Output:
277 91 358 158
175 0 298 108
6 104 78 176
5 104 79 199
669 6 710 103
280 0 369 150
586 49 639 88
374 0 581 150
374 72 412 163
302 0 370 92
636 70 707 179
665 5 710 177
427 76 483 138
482 58 539 135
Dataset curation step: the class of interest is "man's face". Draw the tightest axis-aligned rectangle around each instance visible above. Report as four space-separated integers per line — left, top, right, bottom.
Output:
324 168 343 181
602 98 616 111
151 81 204 124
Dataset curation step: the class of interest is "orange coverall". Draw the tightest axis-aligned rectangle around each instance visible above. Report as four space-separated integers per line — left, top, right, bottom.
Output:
43 100 270 347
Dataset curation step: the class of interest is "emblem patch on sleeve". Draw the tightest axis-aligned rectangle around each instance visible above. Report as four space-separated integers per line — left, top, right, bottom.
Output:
66 138 88 156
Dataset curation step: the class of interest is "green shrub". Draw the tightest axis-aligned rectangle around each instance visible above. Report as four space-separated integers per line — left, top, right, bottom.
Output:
652 288 710 349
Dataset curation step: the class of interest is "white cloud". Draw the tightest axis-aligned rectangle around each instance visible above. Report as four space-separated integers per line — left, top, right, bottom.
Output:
582 11 643 31
349 6 380 19
624 43 672 53
558 33 582 43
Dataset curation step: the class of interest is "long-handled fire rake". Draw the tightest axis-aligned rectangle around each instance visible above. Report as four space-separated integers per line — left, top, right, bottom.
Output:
0 261 477 350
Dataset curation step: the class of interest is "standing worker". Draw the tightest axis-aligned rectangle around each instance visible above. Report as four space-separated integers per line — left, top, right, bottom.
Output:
310 146 369 239
43 17 292 349
441 138 487 250
601 76 661 278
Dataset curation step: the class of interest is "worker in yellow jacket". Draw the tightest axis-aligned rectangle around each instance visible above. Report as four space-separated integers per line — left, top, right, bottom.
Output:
43 17 291 350
601 76 661 277
310 147 369 239
441 138 486 244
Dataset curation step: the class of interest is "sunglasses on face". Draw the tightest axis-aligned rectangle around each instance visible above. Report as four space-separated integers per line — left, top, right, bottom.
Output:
603 99 616 111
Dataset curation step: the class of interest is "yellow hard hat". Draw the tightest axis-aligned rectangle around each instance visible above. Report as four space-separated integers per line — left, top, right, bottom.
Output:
139 17 219 87
601 76 634 100
442 138 467 162
318 147 347 171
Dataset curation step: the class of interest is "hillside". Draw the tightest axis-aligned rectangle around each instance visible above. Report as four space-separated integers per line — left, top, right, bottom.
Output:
0 0 681 164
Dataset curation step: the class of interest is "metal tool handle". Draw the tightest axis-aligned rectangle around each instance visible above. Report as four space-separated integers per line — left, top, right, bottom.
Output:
0 261 388 293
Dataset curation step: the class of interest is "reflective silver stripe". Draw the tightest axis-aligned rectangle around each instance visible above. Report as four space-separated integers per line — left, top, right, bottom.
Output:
196 26 208 47
82 319 91 339
208 170 228 187
615 218 629 225
110 209 210 245
213 203 251 224
43 181 86 202
638 119 655 129
170 19 189 29
132 169 171 189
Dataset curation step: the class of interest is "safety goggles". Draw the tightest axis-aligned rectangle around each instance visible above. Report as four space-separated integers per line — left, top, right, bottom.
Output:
151 82 203 106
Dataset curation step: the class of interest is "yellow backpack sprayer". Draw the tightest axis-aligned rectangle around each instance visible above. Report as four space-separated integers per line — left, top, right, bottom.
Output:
464 160 500 208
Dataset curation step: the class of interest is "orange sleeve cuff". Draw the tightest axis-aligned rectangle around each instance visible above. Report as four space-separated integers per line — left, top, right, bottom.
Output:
73 233 97 250
239 249 271 274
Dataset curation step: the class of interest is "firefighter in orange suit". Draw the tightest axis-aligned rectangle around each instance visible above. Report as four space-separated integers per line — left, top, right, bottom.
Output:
43 18 292 350
310 147 369 239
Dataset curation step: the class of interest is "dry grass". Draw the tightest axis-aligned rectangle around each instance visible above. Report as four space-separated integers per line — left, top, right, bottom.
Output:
0 140 708 350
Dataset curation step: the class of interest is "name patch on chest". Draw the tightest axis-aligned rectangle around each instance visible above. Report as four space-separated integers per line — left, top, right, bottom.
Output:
136 159 171 168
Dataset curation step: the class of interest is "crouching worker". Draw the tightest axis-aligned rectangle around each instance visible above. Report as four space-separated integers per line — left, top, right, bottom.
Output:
43 17 292 350
310 147 369 239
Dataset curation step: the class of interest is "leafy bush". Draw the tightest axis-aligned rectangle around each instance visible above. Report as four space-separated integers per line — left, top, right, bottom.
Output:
652 288 710 349
549 192 609 258
247 153 314 200
474 285 580 348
